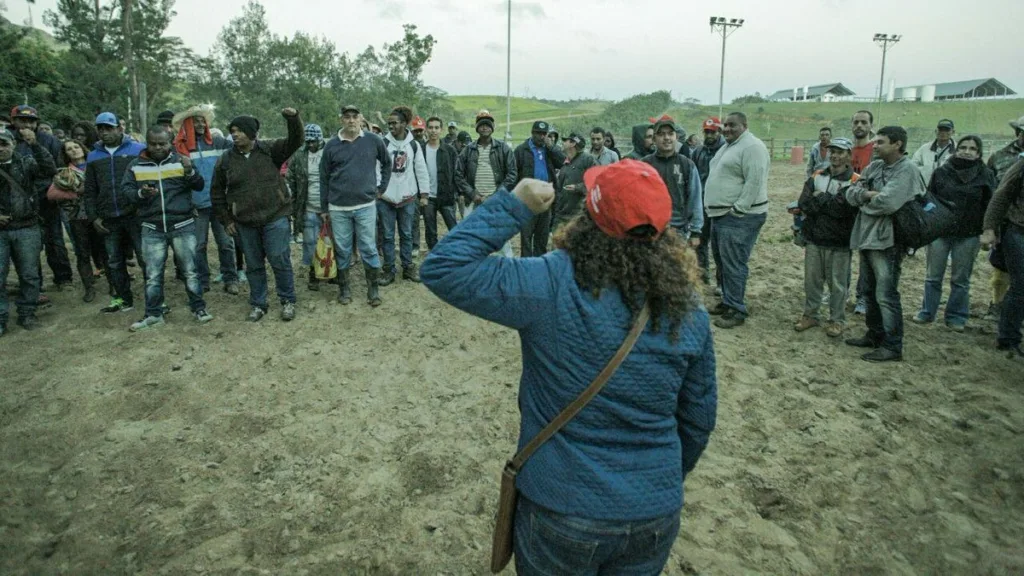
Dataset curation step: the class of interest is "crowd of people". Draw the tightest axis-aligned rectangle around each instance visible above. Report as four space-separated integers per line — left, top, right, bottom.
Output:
1 103 1023 361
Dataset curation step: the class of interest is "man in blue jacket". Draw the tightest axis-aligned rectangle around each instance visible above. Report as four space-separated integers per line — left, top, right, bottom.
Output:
83 112 147 313
120 127 211 332
513 120 565 257
172 105 238 295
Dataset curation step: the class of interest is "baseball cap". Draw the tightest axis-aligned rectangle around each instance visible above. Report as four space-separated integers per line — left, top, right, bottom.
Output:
826 137 853 151
457 131 472 144
584 159 672 240
411 116 426 131
1009 115 1024 131
156 110 175 124
447 121 458 128
340 105 360 115
652 115 676 133
10 105 39 119
564 132 586 149
95 112 118 127
531 121 550 134
937 119 954 130
702 117 723 131
0 129 15 143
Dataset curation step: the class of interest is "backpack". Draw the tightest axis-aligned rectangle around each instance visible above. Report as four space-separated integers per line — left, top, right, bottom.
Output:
892 191 957 249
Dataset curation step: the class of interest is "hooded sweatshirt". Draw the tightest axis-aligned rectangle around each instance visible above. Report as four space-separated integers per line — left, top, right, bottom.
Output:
845 155 925 251
642 151 704 236
625 124 653 160
381 131 430 206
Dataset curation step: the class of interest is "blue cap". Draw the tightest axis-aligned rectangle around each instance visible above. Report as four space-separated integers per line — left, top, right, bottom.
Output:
95 112 118 127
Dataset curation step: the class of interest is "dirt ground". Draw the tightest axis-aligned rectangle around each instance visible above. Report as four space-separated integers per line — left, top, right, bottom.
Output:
1 162 1022 575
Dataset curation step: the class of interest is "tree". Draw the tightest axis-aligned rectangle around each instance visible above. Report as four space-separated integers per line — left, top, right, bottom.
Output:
731 92 767 105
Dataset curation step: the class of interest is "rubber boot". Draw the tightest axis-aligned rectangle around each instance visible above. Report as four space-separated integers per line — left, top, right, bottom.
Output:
308 266 319 291
364 264 382 307
337 268 352 305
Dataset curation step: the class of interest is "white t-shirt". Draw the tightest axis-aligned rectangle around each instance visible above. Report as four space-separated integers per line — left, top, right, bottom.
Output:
426 143 439 198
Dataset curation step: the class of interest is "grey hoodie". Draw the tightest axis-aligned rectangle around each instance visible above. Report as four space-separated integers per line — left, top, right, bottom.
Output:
845 155 926 251
625 124 653 160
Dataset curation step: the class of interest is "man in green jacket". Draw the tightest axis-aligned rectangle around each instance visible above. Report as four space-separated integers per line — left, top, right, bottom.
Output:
286 124 326 291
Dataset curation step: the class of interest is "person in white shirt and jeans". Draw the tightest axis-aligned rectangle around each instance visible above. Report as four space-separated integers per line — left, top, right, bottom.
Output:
379 106 430 284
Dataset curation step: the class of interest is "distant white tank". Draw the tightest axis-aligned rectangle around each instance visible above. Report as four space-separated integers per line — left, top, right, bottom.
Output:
901 87 918 102
920 84 937 102
887 79 896 102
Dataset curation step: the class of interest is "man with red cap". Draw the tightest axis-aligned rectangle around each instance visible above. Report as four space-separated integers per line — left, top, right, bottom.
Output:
420 162 716 574
691 117 727 286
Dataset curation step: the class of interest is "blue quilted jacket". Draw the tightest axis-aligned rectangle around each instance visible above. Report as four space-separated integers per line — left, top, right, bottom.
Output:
421 191 718 521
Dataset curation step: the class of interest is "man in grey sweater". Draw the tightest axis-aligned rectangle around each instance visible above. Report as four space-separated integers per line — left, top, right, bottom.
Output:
704 111 770 328
844 126 925 362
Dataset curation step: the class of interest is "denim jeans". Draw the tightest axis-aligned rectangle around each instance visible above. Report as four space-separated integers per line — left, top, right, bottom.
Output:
998 224 1024 348
860 247 905 353
919 236 980 326
194 207 237 287
423 199 458 249
513 496 680 576
141 224 206 317
40 199 73 284
0 226 42 323
236 217 296 309
465 202 514 257
412 200 422 251
301 211 321 268
377 200 416 270
330 205 381 271
710 211 766 318
103 216 144 307
521 209 552 257
68 219 101 289
697 216 713 282
804 243 852 323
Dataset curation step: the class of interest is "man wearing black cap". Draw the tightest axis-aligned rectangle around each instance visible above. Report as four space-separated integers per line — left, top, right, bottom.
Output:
514 120 565 256
211 108 304 322
156 110 175 132
642 116 704 246
911 119 955 185
551 132 597 231
455 110 517 255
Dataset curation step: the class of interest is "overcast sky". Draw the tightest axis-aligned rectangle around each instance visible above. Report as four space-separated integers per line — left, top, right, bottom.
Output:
7 0 1023 103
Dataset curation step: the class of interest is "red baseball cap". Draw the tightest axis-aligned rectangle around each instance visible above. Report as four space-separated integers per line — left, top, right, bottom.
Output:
584 160 672 240
411 116 426 130
703 117 723 130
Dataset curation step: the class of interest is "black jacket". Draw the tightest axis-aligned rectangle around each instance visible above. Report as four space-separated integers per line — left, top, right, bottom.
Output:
455 139 517 200
930 157 997 238
690 136 726 188
514 138 565 185
121 151 205 232
642 152 698 232
14 130 61 196
798 168 860 248
0 142 57 229
553 152 598 230
433 141 460 207
83 136 147 221
285 143 325 219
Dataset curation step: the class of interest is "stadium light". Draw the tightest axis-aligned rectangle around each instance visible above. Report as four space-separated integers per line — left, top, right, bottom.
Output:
873 32 902 125
505 0 512 142
710 16 745 119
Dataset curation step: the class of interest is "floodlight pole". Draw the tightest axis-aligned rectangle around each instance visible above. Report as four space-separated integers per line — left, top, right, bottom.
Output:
874 33 901 125
711 17 744 119
505 0 512 143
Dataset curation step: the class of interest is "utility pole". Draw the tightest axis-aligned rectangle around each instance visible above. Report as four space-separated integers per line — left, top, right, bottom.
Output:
873 33 901 126
122 0 139 132
710 16 744 119
26 0 35 28
505 0 512 143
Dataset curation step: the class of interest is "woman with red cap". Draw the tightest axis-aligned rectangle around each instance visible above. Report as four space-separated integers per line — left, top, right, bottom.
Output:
421 162 717 575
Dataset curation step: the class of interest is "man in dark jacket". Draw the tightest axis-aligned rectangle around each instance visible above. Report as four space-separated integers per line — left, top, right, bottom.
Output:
793 137 860 337
514 120 565 256
624 123 654 160
691 117 727 285
84 112 147 313
983 115 1024 319
0 128 56 335
552 133 597 231
285 123 325 291
455 110 517 257
10 105 72 289
423 117 459 249
642 117 703 243
120 127 211 332
211 108 303 322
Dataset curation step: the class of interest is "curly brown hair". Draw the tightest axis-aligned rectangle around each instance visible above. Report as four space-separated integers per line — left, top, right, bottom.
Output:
553 212 701 341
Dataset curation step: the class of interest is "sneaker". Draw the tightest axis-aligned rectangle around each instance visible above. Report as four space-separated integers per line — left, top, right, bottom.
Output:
224 282 240 296
129 315 165 332
100 298 134 314
794 316 819 332
854 297 867 315
247 307 266 322
861 348 902 363
194 309 214 323
83 285 97 303
825 322 844 338
16 315 40 331
946 322 965 333
709 302 730 316
714 310 746 329
237 270 248 284
845 335 880 348
281 302 296 322
161 303 172 316
911 312 932 324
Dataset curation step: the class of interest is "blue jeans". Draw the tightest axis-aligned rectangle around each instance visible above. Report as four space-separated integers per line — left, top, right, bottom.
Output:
424 198 458 249
236 217 296 309
710 212 767 318
194 208 237 286
330 204 381 271
998 224 1024 348
377 200 415 270
301 211 321 268
103 216 144 307
141 224 206 317
920 236 980 326
860 247 905 353
0 226 42 323
514 496 680 576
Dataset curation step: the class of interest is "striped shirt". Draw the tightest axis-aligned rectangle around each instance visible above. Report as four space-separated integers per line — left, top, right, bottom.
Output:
474 144 496 198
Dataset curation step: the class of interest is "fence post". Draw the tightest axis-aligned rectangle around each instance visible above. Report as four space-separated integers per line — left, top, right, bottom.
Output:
769 138 775 159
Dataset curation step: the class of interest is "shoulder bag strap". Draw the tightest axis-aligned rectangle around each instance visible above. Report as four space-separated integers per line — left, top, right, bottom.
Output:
509 304 651 471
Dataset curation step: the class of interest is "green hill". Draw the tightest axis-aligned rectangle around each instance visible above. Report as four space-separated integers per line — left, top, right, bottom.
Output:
445 95 608 141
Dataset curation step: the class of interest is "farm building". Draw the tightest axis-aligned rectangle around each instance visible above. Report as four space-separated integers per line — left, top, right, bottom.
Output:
895 78 1016 102
768 83 856 103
